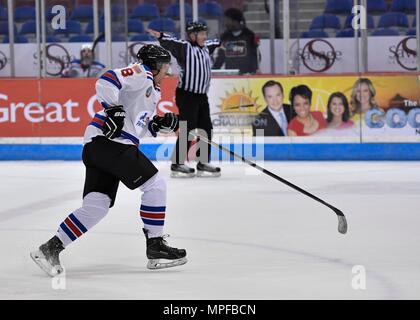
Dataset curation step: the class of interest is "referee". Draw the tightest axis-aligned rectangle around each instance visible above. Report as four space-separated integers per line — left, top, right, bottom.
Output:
148 22 221 178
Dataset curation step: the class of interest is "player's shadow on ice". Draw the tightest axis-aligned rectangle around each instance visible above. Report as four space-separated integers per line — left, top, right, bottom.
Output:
66 264 185 278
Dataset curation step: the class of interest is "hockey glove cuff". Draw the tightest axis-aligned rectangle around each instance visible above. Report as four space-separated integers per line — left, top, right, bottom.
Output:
148 113 179 137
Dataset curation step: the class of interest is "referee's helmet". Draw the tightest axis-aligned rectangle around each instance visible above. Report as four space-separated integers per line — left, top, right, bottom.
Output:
186 21 208 34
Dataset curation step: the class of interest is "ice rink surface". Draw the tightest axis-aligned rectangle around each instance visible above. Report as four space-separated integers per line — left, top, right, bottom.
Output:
0 160 419 300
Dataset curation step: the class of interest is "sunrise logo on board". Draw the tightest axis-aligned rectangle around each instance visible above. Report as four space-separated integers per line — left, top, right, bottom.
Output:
217 88 261 115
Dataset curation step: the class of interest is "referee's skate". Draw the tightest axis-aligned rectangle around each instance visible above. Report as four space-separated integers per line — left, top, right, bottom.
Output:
196 162 221 177
170 164 196 178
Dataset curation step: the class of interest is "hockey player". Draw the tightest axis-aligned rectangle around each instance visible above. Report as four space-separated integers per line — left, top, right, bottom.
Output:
62 44 105 78
30 44 187 276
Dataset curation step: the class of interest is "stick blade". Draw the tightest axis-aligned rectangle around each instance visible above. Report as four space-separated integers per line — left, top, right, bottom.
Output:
337 214 348 234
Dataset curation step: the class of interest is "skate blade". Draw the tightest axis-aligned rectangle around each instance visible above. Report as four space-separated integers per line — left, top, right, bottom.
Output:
170 171 195 178
147 257 188 270
196 170 221 178
30 250 63 277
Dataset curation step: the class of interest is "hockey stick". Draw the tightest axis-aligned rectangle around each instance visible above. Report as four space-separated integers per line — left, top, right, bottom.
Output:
189 132 348 234
88 32 105 77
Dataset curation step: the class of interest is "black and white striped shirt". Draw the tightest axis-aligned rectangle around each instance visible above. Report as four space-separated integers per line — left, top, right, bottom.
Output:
158 33 220 94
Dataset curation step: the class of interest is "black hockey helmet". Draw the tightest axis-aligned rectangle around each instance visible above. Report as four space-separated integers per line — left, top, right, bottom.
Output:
136 44 171 71
186 21 208 34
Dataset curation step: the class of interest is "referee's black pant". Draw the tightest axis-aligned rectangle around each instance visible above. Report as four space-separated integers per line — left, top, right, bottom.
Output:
171 88 213 164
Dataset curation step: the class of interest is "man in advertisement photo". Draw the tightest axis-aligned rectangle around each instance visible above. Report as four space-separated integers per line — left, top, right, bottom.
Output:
252 80 294 136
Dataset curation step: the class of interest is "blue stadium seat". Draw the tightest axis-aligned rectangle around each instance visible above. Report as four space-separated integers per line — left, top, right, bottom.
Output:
99 4 125 19
391 0 416 14
70 5 93 21
336 28 359 37
46 35 61 42
165 4 193 19
111 4 125 19
367 0 388 13
371 28 400 36
85 19 105 33
378 12 409 28
68 34 93 42
130 34 156 41
3 35 28 43
199 2 223 17
148 18 176 33
85 20 124 34
112 34 125 42
128 19 145 34
405 0 417 14
54 20 82 35
406 29 416 35
344 14 375 29
20 20 36 35
99 34 126 42
130 4 160 20
324 0 352 14
413 16 416 27
0 21 16 35
310 15 341 30
14 6 36 21
0 6 7 20
301 30 329 38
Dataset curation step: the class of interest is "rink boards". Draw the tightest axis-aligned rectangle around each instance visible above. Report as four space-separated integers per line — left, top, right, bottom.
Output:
0 73 419 160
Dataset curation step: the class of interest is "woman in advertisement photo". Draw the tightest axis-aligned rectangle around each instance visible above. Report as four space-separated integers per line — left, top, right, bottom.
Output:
287 85 327 136
350 78 384 125
326 92 354 130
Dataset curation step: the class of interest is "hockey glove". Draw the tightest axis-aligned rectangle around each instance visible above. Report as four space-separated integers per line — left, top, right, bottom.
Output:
102 106 125 139
148 113 179 137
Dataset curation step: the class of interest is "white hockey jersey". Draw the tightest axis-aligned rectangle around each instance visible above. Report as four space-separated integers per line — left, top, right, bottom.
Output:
84 63 161 146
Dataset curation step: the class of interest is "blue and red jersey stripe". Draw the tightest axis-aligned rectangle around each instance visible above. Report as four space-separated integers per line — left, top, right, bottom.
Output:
100 70 122 90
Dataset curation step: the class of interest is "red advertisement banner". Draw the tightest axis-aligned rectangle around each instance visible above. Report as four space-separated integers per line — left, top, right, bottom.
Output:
0 77 179 137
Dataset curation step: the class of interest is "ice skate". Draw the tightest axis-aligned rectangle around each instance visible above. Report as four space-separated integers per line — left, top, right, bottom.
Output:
143 228 187 270
30 236 64 277
196 162 221 177
170 164 195 178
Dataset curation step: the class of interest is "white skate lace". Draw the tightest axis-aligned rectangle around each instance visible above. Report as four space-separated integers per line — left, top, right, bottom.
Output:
161 234 170 245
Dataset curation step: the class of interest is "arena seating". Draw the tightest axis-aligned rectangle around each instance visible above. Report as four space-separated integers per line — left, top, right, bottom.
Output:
130 33 156 41
14 6 36 21
68 34 93 42
199 1 223 17
3 35 29 43
165 3 193 19
0 0 415 43
301 30 329 38
301 0 417 38
19 20 36 35
310 14 341 30
130 4 160 20
70 5 93 21
148 17 177 34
